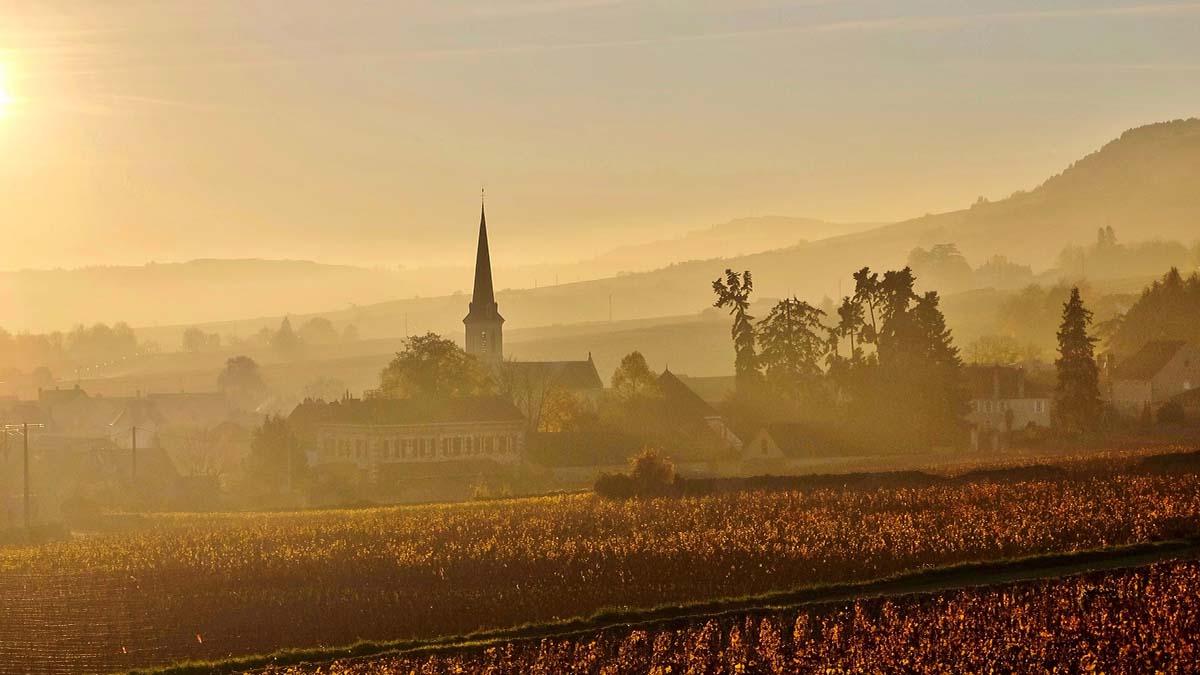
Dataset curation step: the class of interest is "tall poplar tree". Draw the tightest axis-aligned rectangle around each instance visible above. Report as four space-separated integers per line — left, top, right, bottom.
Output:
1054 287 1102 434
712 269 761 391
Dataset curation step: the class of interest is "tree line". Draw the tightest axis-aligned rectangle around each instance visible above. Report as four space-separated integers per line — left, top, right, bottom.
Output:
713 267 966 449
712 265 1106 448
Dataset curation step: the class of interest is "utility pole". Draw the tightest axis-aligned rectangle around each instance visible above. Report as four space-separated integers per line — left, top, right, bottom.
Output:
285 440 293 496
131 426 137 482
2 423 42 529
609 294 613 323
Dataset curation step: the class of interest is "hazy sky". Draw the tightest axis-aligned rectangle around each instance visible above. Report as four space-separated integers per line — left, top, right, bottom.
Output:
1 0 1198 271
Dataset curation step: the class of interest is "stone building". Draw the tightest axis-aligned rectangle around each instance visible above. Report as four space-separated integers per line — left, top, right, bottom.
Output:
293 396 525 485
1108 341 1200 415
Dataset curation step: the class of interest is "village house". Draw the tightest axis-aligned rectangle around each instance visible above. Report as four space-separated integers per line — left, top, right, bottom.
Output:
292 396 526 486
964 365 1053 451
657 369 742 451
1107 341 1200 416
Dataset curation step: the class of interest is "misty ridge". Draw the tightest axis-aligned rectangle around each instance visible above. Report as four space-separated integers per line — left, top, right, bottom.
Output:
1 118 1198 391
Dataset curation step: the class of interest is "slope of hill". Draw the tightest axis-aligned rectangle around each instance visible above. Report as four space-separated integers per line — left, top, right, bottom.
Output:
0 217 866 334
160 119 1200 342
886 118 1200 268
6 119 1198 344
571 215 879 274
0 259 412 333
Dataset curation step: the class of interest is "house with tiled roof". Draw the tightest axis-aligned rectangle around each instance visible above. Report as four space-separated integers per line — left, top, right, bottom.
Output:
1108 341 1200 415
292 395 526 485
657 369 742 450
963 365 1053 452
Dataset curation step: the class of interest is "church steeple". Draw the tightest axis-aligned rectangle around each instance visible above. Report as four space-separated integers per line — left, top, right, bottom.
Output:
464 193 504 363
470 199 496 309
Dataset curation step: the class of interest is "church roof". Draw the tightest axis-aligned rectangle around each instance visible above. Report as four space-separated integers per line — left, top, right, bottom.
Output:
465 201 503 323
504 359 604 391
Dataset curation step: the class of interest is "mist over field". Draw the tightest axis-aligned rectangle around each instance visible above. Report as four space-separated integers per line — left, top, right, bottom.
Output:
2 2 1200 674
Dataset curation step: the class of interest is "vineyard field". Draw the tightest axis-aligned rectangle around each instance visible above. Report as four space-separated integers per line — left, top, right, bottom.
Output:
260 559 1200 675
1 451 1198 673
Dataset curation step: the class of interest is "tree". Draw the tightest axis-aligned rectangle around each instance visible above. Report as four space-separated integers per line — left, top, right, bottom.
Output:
376 332 493 399
269 317 302 355
1054 287 1102 434
537 386 590 432
833 267 966 447
182 327 220 353
907 243 973 292
756 297 826 402
247 415 306 494
964 334 1042 366
1108 268 1200 356
297 317 340 345
499 361 592 432
712 269 760 390
610 351 660 401
908 291 967 440
300 376 347 402
218 356 268 409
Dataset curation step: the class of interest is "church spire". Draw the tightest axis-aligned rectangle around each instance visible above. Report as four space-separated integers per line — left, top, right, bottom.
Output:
470 194 496 309
465 192 503 363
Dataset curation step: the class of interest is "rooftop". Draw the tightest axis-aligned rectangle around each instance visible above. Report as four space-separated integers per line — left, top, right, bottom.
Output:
289 395 525 429
1112 341 1192 381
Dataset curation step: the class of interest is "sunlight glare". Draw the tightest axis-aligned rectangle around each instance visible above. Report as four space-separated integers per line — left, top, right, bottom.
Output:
0 64 13 117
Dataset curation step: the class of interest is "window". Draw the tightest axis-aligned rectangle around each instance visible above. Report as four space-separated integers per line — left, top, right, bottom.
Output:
484 436 494 454
440 437 449 456
1034 400 1046 414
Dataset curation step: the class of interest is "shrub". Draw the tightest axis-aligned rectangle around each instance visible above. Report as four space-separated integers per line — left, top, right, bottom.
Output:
630 448 676 495
594 449 678 499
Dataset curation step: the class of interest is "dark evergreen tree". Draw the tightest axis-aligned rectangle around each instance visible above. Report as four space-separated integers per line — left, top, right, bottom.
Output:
1054 287 1102 434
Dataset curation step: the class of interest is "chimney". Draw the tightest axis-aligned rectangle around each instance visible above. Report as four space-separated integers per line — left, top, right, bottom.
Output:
1017 368 1026 399
992 367 1000 400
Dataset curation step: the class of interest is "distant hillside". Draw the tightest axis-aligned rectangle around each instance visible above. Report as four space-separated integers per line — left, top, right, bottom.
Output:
7 119 1199 341
567 216 878 275
0 216 867 334
121 119 1200 353
886 118 1200 268
0 259 412 333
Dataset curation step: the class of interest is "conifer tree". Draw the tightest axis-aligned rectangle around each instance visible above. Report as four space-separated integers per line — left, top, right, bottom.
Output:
1054 287 1102 434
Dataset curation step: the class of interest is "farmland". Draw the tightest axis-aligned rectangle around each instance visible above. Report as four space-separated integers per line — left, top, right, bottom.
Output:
2 451 1199 674
262 559 1200 675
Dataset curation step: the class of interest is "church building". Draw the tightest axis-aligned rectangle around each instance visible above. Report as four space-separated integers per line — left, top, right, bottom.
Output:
464 201 504 365
462 200 604 399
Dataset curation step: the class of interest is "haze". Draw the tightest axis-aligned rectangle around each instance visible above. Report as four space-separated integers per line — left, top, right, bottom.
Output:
2 0 1199 272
